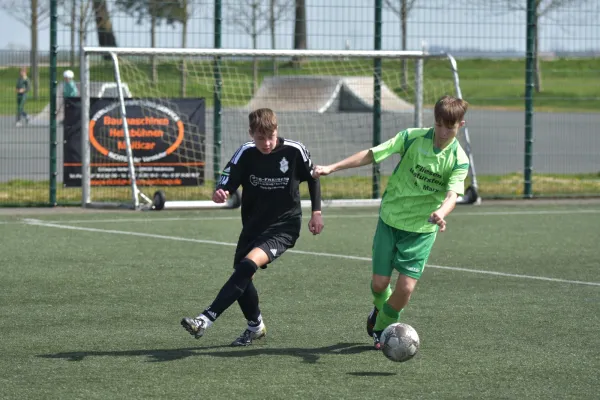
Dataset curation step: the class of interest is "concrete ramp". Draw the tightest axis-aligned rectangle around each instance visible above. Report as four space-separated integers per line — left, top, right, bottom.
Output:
340 77 414 112
29 82 132 126
247 76 343 113
247 75 413 113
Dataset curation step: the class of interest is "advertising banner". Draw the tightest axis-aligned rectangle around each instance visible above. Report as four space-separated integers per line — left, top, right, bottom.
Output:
64 97 205 187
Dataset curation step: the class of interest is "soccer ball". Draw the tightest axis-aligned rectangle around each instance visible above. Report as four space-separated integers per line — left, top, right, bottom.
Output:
380 322 420 362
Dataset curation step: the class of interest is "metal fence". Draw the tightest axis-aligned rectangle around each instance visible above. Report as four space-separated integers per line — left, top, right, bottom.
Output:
0 0 599 206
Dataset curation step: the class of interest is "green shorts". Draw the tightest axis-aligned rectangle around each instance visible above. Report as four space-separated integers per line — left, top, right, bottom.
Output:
372 217 437 280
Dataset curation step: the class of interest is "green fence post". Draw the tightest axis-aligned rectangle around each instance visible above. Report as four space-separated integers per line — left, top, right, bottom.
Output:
372 0 382 199
213 0 222 190
49 0 58 206
524 0 536 198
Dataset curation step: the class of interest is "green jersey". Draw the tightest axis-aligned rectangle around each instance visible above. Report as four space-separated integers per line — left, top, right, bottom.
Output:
371 127 469 233
63 81 78 98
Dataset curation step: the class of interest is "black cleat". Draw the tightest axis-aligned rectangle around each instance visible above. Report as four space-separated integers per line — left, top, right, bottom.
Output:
231 326 266 347
367 306 379 337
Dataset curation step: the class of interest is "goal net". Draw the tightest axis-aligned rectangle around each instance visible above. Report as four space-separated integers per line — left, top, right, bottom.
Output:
77 48 479 210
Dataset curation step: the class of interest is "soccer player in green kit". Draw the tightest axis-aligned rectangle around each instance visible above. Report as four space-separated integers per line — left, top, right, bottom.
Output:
312 95 469 349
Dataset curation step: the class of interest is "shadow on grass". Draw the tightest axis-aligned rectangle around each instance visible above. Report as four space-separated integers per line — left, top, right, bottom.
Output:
347 372 397 377
38 342 373 364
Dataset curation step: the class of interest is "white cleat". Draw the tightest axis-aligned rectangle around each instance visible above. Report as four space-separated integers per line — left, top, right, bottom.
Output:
181 317 208 339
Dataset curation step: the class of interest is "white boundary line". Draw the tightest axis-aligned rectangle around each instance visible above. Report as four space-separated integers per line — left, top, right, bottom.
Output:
22 219 600 287
8 208 600 225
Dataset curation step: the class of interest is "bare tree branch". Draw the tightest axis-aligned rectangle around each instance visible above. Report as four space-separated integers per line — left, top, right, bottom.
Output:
226 0 293 41
383 0 417 16
462 0 597 93
0 0 55 28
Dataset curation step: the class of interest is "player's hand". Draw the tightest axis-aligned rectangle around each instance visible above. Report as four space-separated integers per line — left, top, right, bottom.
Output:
312 165 333 178
308 211 324 235
212 189 229 203
428 211 447 232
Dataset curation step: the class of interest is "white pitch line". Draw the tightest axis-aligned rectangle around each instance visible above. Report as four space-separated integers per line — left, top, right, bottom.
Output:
15 208 600 225
23 219 600 287
59 215 242 224
452 209 600 216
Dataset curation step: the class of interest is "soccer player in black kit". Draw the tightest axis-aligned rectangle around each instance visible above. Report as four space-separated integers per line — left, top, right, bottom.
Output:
181 108 324 346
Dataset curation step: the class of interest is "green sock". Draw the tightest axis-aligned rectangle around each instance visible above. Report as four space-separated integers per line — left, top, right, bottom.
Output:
371 282 392 312
374 302 402 332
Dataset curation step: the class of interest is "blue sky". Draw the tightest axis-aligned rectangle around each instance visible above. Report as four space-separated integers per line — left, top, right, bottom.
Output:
0 0 598 53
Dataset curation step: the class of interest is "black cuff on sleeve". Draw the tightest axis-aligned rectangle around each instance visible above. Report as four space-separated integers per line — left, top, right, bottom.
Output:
308 178 322 212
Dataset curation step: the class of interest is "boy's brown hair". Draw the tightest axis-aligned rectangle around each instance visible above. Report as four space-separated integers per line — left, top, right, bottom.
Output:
434 95 469 126
249 108 278 135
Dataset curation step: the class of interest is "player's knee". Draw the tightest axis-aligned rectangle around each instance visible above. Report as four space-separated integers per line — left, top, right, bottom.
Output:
394 275 417 296
371 276 391 293
234 258 259 279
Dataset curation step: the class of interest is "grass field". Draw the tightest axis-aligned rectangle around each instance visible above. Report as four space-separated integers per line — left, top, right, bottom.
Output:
1 201 599 399
2 172 600 207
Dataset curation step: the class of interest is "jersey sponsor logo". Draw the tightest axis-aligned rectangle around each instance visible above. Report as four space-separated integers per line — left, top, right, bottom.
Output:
409 163 444 192
249 175 290 190
279 157 289 173
404 265 421 273
270 249 278 256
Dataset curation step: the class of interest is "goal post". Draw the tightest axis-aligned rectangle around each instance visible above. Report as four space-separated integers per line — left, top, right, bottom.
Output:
78 47 480 210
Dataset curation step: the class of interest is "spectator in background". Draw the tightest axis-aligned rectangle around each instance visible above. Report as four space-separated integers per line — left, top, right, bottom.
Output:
15 67 29 126
63 70 78 98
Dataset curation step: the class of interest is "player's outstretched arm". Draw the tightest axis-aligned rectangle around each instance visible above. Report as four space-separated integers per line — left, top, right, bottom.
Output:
313 149 374 178
428 191 458 232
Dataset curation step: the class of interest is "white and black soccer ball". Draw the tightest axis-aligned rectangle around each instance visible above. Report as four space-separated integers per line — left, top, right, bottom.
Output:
380 322 420 362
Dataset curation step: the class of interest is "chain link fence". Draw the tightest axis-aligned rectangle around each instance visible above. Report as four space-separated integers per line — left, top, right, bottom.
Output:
0 0 598 206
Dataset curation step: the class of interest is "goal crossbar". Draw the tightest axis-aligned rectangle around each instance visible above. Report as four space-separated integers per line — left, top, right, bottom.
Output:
83 47 450 59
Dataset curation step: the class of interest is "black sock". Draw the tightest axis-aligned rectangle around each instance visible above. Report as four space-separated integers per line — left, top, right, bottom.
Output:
237 281 261 325
202 259 258 321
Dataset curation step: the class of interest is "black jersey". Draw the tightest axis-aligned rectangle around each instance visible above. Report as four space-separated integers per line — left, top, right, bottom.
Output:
217 137 320 236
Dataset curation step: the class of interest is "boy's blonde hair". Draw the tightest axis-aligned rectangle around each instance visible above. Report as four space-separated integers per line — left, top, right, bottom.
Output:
249 108 278 135
434 95 469 126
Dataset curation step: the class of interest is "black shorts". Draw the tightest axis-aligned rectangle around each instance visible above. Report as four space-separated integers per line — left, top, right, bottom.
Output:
234 223 300 267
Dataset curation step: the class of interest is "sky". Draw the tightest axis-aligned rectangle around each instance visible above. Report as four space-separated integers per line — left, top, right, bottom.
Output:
0 0 598 54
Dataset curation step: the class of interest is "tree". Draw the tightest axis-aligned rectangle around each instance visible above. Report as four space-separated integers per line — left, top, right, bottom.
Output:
116 0 189 84
170 0 190 97
466 0 595 93
226 0 293 91
383 0 417 91
92 0 118 49
292 0 306 67
116 0 173 83
0 0 55 99
58 0 96 68
159 0 203 97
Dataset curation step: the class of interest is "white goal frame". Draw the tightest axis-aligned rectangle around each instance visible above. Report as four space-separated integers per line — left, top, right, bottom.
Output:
80 47 480 210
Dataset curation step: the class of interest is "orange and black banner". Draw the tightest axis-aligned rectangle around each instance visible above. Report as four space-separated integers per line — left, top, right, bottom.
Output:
63 97 205 187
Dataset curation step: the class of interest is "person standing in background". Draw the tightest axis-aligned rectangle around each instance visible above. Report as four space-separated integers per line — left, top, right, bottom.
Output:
63 70 78 98
15 67 29 127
